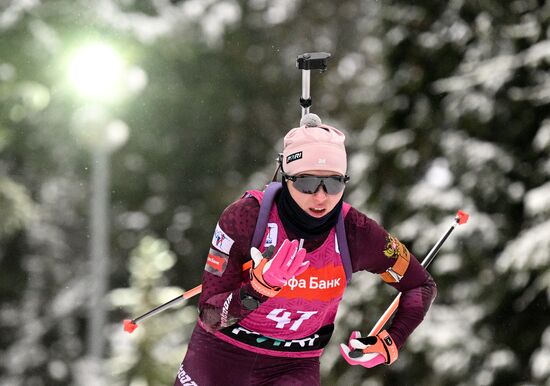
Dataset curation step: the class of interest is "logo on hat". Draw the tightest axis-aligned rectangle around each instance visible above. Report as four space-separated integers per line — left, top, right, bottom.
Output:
286 151 303 164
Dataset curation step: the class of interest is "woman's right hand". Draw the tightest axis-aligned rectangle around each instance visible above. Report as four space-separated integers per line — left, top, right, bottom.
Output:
250 239 309 297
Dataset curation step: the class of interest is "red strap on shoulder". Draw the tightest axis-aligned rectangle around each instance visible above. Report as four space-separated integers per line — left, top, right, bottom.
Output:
243 190 264 202
342 202 351 216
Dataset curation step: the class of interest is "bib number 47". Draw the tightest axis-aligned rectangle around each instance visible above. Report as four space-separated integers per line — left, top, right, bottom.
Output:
266 309 317 331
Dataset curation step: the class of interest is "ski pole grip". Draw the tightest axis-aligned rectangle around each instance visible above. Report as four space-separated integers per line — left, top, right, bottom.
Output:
296 52 331 117
296 52 331 71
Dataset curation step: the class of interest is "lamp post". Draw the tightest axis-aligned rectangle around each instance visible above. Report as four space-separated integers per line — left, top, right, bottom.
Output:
68 42 134 384
72 108 129 359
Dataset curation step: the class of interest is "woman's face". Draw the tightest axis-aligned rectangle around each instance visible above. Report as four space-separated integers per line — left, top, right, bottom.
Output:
287 170 345 218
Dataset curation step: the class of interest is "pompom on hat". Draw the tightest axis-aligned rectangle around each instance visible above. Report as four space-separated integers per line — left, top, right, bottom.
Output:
282 113 347 176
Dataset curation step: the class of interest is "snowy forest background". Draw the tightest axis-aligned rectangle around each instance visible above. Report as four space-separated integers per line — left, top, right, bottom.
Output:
1 0 549 385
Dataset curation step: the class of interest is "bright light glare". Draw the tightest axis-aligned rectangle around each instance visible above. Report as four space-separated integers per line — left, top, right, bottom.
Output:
68 43 124 101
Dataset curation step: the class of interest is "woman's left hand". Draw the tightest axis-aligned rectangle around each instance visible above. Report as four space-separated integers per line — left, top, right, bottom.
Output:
339 330 398 368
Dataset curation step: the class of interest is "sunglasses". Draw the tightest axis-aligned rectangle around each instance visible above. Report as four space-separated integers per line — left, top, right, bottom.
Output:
283 173 350 195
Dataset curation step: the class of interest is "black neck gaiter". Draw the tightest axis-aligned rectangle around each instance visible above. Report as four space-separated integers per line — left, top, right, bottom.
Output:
276 182 343 239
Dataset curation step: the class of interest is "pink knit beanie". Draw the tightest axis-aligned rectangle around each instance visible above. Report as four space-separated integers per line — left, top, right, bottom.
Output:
282 118 347 176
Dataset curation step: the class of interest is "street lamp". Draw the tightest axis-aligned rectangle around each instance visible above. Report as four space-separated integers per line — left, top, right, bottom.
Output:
69 43 126 103
68 42 133 385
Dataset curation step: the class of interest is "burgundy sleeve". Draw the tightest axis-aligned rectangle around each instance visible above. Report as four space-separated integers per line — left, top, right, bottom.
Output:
345 207 437 348
197 197 269 332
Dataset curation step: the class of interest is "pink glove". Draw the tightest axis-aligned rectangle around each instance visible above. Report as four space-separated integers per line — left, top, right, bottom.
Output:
250 239 309 297
340 330 398 368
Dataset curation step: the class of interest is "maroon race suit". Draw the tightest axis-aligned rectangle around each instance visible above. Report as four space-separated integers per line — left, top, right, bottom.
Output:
174 191 436 386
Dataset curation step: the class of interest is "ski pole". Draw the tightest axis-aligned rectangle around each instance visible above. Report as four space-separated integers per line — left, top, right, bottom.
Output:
123 260 253 333
271 52 332 182
366 210 469 338
296 52 330 117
